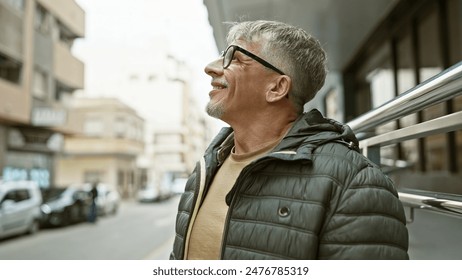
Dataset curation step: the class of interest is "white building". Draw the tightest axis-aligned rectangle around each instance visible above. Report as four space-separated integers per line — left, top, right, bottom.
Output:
75 37 213 192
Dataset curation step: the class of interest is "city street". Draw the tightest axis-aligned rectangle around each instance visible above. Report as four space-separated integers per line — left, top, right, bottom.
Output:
0 196 180 260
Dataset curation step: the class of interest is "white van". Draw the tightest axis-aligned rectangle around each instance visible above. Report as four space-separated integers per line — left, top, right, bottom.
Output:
0 181 42 239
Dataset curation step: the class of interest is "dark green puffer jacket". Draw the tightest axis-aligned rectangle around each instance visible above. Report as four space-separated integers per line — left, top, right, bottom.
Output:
170 109 409 260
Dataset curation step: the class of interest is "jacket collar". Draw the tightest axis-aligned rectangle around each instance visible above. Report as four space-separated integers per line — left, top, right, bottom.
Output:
208 109 359 165
274 109 359 152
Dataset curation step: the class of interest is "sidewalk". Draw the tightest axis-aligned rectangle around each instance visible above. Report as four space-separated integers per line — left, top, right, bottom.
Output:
143 236 174 260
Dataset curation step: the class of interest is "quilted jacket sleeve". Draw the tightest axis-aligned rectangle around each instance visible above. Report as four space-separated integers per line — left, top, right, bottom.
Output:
318 156 409 259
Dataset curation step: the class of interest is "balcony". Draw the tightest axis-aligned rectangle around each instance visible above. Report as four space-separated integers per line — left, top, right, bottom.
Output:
63 137 145 156
0 80 29 124
53 41 84 89
37 0 85 37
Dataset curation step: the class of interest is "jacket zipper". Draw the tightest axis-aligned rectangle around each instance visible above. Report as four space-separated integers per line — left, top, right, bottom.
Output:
219 154 291 259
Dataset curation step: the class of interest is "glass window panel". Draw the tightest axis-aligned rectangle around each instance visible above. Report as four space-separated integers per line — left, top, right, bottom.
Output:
366 47 394 109
425 134 447 171
397 32 416 94
354 83 371 116
347 0 462 194
3 151 51 187
32 69 48 99
454 95 462 112
34 4 49 34
418 9 443 83
394 28 420 164
417 6 447 173
0 52 21 84
354 43 393 117
448 0 462 65
352 43 395 162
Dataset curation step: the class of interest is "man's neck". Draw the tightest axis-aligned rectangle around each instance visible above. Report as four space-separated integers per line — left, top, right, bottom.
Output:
231 114 297 155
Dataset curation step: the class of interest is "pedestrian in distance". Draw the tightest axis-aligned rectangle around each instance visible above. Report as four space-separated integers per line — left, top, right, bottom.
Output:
171 20 409 260
88 182 98 223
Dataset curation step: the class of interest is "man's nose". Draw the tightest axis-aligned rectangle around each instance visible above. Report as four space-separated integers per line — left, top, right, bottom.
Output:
204 57 223 77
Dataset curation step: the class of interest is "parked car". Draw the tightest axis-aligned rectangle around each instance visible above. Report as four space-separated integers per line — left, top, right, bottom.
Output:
40 187 92 227
97 187 120 216
170 178 188 195
137 183 170 202
0 180 42 239
137 183 161 203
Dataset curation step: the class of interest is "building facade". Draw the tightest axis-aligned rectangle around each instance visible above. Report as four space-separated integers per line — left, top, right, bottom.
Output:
0 0 85 188
83 46 214 194
342 0 462 194
55 97 145 199
151 79 211 189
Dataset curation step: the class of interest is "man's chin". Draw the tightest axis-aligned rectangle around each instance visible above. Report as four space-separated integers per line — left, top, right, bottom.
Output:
205 101 225 119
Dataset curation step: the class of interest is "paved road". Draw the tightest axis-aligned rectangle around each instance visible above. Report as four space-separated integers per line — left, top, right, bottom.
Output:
0 196 180 260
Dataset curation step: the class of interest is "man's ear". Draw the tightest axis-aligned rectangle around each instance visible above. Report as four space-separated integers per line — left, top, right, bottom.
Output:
266 75 292 103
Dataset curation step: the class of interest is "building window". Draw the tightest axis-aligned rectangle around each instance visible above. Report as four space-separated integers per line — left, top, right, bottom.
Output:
56 21 75 47
448 0 462 66
353 42 397 160
54 81 73 105
114 117 125 138
84 118 103 137
0 52 21 84
345 0 462 195
32 68 48 99
353 42 393 115
34 4 50 34
3 151 51 188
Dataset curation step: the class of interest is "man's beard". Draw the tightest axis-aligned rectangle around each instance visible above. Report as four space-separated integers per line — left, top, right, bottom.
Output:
205 100 225 119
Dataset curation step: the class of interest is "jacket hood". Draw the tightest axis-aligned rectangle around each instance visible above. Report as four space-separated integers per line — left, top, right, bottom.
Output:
275 109 359 152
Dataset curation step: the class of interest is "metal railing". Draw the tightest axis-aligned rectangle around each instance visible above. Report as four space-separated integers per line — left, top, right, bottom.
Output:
346 61 462 220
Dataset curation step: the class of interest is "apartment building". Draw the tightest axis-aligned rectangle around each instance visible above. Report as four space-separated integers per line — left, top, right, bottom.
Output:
94 50 214 193
0 0 85 187
151 81 211 188
54 97 145 199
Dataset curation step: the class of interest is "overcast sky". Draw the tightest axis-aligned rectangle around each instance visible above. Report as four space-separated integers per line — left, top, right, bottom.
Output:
73 0 220 119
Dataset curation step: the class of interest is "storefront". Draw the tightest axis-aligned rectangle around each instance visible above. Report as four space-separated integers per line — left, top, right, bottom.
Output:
2 126 63 188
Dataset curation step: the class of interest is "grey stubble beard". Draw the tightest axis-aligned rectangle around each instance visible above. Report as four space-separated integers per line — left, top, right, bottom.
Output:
205 100 225 119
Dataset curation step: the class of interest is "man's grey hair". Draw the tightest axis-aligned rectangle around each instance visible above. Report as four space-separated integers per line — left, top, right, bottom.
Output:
226 20 328 113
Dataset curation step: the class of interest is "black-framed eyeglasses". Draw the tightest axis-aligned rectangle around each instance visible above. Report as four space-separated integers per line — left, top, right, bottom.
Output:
221 45 285 75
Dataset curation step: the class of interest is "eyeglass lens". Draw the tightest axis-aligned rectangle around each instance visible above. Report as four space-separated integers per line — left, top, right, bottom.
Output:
223 46 234 69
